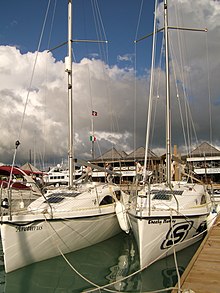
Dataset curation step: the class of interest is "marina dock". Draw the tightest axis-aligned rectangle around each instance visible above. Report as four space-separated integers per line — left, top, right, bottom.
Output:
172 213 220 293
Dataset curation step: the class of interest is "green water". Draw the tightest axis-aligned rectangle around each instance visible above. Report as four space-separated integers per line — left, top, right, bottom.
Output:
0 232 201 293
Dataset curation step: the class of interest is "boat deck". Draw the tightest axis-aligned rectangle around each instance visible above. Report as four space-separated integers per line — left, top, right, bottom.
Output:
172 213 220 293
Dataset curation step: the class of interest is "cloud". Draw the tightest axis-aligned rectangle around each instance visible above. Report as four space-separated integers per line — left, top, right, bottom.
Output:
0 46 149 168
1 0 220 168
152 0 220 152
117 54 134 63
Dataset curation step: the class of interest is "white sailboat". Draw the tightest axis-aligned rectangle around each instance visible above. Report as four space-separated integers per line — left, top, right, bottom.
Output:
127 0 213 270
0 0 128 273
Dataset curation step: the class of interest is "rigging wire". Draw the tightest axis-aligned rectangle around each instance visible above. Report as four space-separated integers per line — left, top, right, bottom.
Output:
205 32 213 148
71 0 109 160
169 40 188 153
41 0 58 171
171 0 208 157
8 0 52 185
133 0 144 157
92 0 108 63
150 36 164 148
172 0 197 155
143 0 159 181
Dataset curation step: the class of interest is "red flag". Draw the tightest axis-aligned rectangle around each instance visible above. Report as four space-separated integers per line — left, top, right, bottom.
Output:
92 110 97 116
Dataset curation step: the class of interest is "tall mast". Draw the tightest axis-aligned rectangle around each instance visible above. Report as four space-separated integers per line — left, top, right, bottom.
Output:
64 1 108 177
164 0 172 185
135 0 207 186
91 116 95 159
67 0 74 187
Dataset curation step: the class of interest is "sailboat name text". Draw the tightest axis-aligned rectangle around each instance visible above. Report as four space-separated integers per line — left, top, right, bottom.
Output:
16 225 43 232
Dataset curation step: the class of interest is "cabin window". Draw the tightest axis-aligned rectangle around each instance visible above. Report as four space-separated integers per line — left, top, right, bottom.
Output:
113 190 121 200
100 195 115 205
200 195 206 204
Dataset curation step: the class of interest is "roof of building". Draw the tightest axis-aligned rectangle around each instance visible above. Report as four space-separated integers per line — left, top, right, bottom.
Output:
92 142 220 164
94 146 159 163
126 146 159 160
20 162 42 173
95 147 127 162
189 142 220 157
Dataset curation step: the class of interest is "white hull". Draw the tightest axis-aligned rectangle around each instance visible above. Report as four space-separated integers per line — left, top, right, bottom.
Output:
1 183 127 273
129 212 208 269
128 182 211 269
1 211 120 273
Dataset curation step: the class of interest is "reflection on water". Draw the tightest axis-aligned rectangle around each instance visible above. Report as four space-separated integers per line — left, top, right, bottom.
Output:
0 232 201 293
105 234 141 292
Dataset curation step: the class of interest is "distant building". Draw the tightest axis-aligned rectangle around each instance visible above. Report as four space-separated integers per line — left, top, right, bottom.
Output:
91 146 160 183
187 142 220 183
91 142 220 184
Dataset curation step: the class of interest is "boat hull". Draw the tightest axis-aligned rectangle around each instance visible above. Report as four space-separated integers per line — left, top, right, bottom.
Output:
1 212 120 273
129 212 208 269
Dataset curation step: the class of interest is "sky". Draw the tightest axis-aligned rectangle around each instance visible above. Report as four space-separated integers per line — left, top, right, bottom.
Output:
0 0 220 169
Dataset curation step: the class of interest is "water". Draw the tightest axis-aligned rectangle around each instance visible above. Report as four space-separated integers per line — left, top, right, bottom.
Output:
0 232 201 293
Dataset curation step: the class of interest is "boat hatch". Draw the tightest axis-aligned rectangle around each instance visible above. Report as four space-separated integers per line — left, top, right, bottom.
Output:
44 196 65 204
44 192 80 204
152 190 183 200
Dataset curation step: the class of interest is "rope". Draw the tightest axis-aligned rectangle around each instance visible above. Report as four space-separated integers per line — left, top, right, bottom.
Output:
85 220 209 293
43 216 102 290
170 210 181 293
133 0 144 156
40 195 211 293
143 0 158 181
41 198 135 293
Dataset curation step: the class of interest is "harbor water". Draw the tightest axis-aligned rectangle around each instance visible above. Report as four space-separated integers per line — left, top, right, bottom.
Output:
0 232 201 293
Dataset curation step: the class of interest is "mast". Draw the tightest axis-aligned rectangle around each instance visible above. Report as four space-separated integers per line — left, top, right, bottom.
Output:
66 0 74 188
137 0 207 185
91 115 95 159
163 1 207 185
64 1 107 181
164 0 172 185
143 0 158 182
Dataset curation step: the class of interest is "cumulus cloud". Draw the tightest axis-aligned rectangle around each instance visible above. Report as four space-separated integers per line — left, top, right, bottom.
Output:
0 46 149 167
148 0 220 154
1 0 220 169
